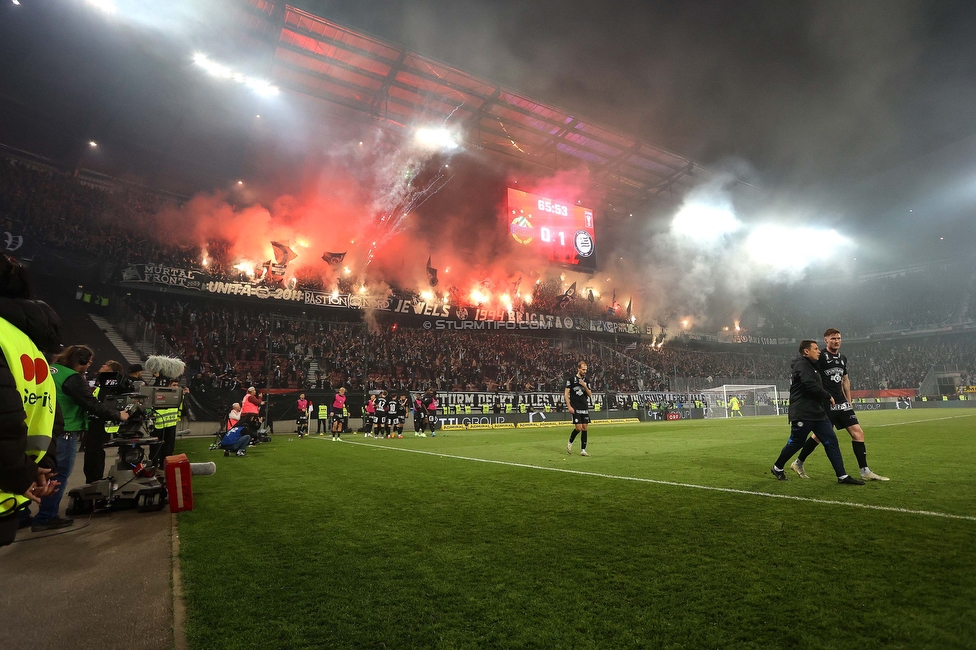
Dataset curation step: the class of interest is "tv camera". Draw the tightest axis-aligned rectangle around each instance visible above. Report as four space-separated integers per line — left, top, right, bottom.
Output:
66 380 181 515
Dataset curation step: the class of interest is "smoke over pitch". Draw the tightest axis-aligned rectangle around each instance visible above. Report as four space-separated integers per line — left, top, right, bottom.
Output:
620 172 855 333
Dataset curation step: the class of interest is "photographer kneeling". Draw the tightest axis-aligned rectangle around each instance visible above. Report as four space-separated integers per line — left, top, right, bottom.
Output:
219 425 250 457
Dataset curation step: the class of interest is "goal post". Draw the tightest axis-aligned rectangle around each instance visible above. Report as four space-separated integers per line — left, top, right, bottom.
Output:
701 385 780 418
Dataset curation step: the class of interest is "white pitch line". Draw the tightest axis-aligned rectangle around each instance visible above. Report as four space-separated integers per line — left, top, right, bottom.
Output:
324 438 976 523
873 413 976 427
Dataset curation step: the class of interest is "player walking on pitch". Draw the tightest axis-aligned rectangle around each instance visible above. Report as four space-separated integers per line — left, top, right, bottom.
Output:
566 361 592 456
771 340 864 484
791 328 889 481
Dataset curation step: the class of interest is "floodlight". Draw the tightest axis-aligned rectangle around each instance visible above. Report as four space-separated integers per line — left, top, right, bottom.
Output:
193 52 279 97
671 203 740 243
746 225 852 271
414 127 459 151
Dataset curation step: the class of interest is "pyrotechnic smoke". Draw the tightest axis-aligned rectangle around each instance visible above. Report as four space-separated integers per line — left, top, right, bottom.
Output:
619 170 856 333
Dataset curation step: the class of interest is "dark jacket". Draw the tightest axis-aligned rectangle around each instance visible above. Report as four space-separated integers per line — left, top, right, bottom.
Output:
0 297 62 497
788 355 833 422
60 372 123 428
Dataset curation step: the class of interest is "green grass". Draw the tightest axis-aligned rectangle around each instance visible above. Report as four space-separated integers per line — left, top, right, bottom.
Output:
176 410 976 649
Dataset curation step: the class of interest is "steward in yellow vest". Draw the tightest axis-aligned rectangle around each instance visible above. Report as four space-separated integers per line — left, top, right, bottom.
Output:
0 282 63 546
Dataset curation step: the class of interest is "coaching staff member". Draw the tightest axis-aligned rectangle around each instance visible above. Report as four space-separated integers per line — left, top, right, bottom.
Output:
771 340 863 484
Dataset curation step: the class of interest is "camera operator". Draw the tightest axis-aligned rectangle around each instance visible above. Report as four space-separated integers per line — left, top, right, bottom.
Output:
153 379 189 467
83 359 124 483
117 363 144 394
145 355 187 467
33 345 129 532
0 254 61 546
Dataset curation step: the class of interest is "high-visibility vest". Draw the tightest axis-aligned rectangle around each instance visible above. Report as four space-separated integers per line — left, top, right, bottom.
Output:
505 404 513 413
0 317 56 518
518 403 526 413
154 407 180 429
544 404 551 413
51 364 87 431
482 404 490 413
92 387 121 433
318 405 329 418
632 401 639 410
921 396 928 402
593 403 601 411
942 395 948 401
464 405 471 414
342 407 349 417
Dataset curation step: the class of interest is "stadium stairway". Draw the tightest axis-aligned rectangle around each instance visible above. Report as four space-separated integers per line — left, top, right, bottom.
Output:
33 274 137 366
88 314 142 366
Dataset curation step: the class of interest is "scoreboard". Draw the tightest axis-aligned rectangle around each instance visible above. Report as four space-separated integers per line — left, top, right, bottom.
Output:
507 188 596 270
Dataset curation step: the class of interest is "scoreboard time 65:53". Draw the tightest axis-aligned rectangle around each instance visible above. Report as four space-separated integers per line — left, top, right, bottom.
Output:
507 188 596 270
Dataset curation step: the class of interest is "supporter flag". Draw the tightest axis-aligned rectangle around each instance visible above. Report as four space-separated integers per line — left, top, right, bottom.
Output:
426 256 438 287
480 277 495 291
558 281 577 309
511 276 522 296
626 297 633 317
624 342 638 352
322 251 346 266
271 241 297 266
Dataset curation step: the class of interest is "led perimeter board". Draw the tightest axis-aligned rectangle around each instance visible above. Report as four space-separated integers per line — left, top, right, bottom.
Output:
507 188 596 270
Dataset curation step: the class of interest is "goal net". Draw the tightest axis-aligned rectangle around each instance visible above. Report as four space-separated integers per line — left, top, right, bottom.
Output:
701 385 780 418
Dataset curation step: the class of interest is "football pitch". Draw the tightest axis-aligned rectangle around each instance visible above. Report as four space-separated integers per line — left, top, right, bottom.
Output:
176 410 976 649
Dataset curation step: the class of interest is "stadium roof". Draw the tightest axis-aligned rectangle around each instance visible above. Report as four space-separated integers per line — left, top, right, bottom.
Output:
238 0 712 215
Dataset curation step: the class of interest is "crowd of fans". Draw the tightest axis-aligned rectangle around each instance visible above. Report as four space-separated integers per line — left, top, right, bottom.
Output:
0 158 633 321
118 290 976 394
121 294 662 392
751 267 974 339
5 153 976 394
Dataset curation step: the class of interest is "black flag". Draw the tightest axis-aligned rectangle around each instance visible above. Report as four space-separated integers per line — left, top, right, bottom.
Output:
558 281 577 309
271 241 297 266
626 297 632 317
322 251 346 266
426 256 438 287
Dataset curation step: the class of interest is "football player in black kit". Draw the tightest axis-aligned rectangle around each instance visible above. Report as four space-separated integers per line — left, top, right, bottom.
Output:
421 389 438 437
565 361 592 456
392 394 407 438
791 328 889 481
413 393 424 436
375 391 389 438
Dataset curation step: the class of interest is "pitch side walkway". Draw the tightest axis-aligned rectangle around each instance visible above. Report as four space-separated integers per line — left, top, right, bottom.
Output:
0 450 177 650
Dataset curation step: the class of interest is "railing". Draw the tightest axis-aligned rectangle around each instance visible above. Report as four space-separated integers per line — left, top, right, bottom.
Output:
109 301 179 359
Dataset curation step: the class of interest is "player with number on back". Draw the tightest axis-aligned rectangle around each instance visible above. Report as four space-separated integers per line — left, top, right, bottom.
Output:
791 328 889 481
565 361 592 457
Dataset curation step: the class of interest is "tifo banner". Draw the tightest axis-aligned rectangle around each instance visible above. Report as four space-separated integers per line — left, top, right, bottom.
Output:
716 330 796 346
120 264 211 291
3 230 30 254
118 263 642 334
612 392 706 407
